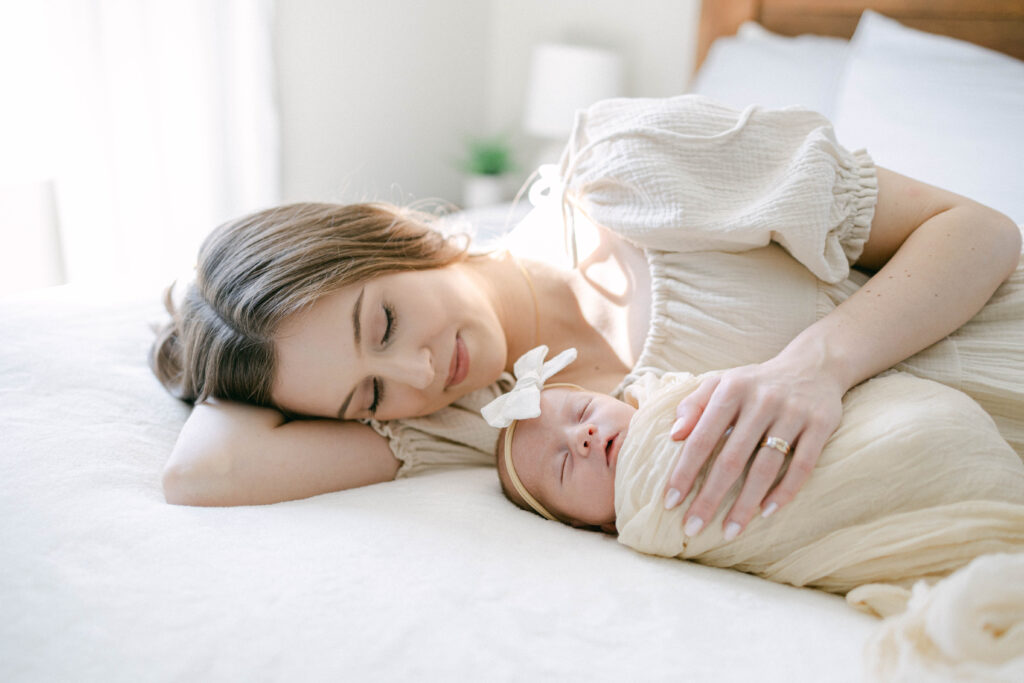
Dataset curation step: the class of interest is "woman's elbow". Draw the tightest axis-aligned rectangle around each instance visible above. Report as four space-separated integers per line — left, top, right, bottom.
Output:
959 200 1021 279
999 209 1022 255
162 448 231 507
986 206 1021 279
163 462 199 506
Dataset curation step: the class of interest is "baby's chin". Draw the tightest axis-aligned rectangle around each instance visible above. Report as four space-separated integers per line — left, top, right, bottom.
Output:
569 503 616 532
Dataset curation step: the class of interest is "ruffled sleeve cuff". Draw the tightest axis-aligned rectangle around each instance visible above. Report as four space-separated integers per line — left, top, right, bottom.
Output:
558 95 880 284
361 373 513 479
362 417 495 479
824 146 878 274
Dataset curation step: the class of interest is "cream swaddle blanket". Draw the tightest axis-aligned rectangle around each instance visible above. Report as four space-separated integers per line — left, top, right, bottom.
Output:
616 371 1024 678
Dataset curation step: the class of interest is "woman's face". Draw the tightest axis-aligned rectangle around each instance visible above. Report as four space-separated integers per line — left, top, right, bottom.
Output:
272 264 508 421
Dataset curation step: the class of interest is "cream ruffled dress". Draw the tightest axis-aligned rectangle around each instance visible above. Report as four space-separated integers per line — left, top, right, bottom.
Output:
367 95 1024 476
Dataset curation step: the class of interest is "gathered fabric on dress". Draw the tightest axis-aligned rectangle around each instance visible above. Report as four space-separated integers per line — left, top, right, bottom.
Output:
363 374 512 478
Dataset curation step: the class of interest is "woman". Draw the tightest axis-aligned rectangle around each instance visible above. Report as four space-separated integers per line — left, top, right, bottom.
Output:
153 96 1022 542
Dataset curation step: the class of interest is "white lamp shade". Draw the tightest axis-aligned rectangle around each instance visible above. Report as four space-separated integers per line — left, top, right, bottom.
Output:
524 43 624 139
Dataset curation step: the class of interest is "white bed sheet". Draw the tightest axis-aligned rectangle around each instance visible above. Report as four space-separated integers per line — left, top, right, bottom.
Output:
0 286 875 680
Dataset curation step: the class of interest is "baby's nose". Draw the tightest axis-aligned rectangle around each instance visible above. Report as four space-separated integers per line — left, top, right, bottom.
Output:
575 424 597 456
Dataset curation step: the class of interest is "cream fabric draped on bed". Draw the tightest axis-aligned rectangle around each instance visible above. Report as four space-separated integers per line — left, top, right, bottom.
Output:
615 371 1024 672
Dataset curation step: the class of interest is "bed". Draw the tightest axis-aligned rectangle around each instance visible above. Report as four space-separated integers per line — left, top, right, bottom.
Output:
3 3 1023 681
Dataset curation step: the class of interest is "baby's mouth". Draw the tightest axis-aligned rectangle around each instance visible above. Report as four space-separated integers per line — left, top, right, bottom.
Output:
606 433 622 469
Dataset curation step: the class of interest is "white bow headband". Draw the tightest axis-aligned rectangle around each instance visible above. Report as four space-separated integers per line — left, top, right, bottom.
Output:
482 345 578 522
482 345 577 428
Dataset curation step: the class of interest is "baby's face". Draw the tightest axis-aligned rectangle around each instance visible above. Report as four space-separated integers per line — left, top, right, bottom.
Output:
509 386 636 530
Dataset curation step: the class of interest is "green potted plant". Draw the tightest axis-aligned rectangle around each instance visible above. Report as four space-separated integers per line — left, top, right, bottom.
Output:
460 134 515 208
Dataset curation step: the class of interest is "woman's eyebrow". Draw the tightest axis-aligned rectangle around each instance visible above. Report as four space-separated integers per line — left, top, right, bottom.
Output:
352 287 365 347
337 390 356 421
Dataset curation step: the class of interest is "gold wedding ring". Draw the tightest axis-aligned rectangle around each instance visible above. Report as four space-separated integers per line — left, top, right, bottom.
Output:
760 435 791 456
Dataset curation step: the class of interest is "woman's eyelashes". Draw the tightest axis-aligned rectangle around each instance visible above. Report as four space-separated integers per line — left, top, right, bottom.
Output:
381 302 396 346
367 302 396 416
368 377 384 415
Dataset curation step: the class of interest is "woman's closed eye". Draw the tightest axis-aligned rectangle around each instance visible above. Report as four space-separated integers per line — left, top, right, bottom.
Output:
367 303 397 416
368 377 385 415
381 302 397 346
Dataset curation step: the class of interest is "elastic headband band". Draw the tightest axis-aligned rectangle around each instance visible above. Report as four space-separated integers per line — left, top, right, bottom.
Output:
501 382 584 522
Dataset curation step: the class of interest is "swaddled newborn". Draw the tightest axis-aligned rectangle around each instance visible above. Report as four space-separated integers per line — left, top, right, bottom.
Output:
614 371 1024 595
485 348 1024 676
495 369 1024 604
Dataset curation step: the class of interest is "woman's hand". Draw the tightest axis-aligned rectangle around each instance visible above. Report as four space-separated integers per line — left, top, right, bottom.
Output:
663 353 845 541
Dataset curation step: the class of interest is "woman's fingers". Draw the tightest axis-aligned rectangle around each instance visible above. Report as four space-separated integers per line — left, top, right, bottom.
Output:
664 372 778 533
762 418 833 512
663 376 737 512
675 406 775 537
670 375 719 440
663 359 845 539
721 426 797 540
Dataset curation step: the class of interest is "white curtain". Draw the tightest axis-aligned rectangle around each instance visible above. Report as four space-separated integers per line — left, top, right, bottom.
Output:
0 0 279 293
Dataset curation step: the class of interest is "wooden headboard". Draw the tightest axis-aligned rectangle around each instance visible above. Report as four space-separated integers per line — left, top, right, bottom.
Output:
697 0 1024 67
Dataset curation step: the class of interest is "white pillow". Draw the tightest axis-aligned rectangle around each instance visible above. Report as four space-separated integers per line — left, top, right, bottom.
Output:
833 11 1024 224
689 22 849 119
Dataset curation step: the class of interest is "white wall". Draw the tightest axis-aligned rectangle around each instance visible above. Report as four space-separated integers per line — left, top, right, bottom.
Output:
274 0 491 206
274 0 701 207
486 0 701 132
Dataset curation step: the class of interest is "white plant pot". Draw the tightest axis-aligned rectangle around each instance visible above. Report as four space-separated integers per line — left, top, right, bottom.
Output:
462 175 508 208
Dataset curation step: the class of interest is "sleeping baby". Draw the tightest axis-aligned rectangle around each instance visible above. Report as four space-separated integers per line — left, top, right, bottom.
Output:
482 346 1024 618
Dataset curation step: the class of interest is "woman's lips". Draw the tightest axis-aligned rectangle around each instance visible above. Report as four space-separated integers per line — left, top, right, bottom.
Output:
445 334 469 389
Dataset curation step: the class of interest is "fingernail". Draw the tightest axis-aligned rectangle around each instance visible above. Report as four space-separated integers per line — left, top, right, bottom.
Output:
723 522 741 541
670 417 687 436
664 488 682 510
761 502 778 519
684 516 704 537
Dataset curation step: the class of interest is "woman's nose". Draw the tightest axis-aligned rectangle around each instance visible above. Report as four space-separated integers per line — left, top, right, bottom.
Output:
380 348 434 389
574 424 597 457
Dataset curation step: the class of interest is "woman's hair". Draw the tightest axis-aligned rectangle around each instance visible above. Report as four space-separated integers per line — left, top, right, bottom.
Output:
150 202 471 408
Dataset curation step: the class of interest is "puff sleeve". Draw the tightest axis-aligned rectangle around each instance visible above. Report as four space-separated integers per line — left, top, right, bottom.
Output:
558 95 878 283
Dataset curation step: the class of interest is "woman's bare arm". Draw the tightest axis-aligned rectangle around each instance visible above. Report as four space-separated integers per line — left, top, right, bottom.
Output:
162 400 400 506
666 167 1021 538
